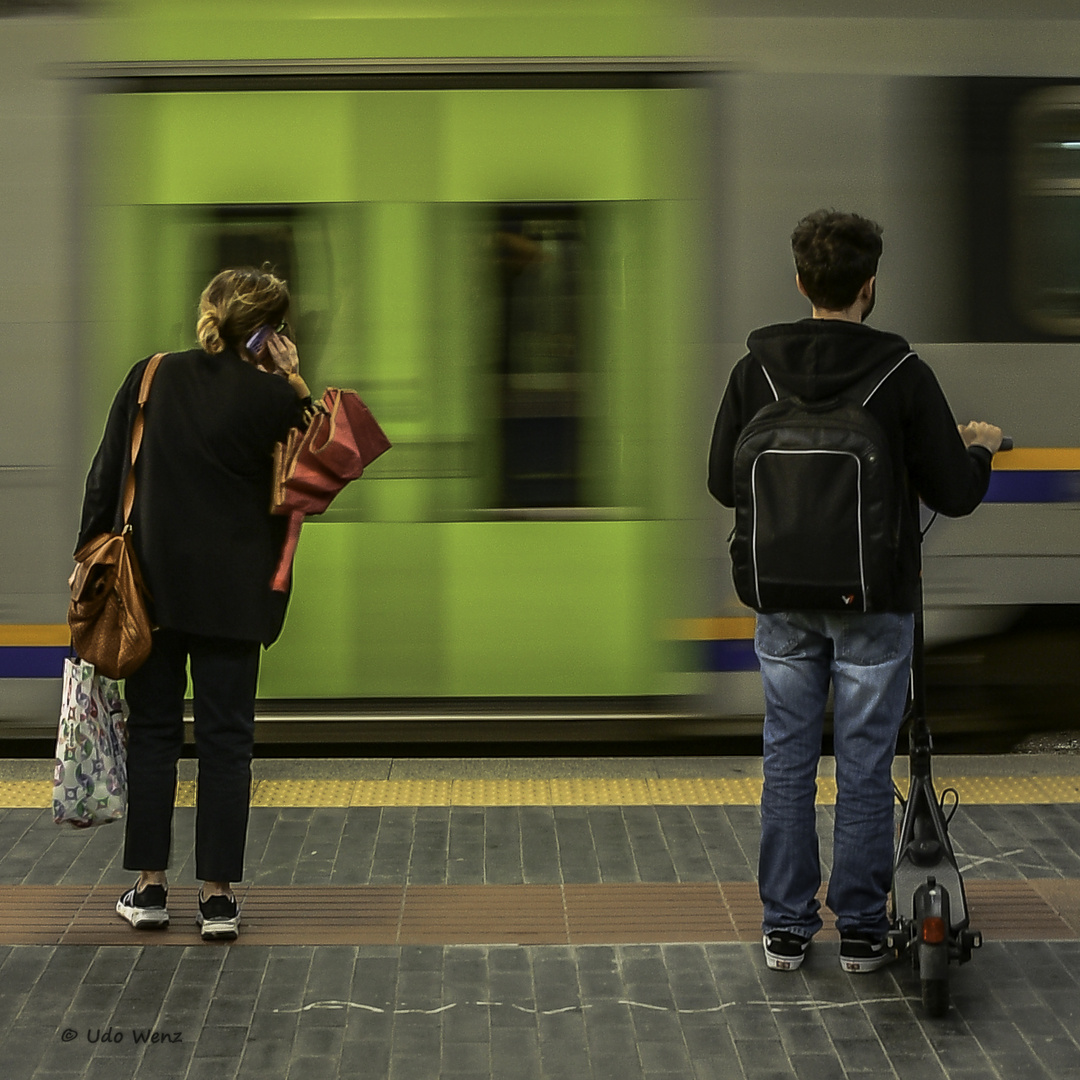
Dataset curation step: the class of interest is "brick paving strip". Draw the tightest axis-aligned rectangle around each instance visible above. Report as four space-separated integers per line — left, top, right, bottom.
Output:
0 879 1075 946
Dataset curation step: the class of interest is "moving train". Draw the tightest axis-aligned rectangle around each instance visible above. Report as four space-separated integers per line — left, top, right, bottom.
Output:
3 0 1079 740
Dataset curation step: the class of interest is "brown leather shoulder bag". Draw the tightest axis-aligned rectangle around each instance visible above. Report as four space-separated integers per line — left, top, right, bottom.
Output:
68 354 164 679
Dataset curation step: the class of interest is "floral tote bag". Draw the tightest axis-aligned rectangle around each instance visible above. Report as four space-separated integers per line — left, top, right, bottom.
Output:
53 657 128 827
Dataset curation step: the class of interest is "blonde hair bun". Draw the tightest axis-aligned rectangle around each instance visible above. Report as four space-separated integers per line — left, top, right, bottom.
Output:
197 267 290 356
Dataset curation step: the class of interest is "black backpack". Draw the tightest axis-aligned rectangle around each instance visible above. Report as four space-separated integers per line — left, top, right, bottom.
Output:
729 353 912 613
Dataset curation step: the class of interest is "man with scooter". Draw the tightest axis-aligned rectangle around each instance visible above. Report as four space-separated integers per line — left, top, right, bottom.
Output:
707 209 1004 973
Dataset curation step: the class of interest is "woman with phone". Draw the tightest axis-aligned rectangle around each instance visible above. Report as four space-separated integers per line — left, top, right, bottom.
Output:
76 266 310 940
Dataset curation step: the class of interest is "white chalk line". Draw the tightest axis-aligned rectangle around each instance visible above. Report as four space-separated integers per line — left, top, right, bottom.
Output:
276 995 915 1016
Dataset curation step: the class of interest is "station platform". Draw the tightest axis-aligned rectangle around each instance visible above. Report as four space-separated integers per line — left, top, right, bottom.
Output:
1 753 1078 1080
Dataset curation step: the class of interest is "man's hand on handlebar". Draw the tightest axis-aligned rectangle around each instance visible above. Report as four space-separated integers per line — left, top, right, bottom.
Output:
958 421 1005 454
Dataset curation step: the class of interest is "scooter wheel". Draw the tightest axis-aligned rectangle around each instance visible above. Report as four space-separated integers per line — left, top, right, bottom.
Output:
921 977 949 1018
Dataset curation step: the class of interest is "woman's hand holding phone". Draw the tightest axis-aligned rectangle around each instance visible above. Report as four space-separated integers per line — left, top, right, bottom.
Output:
264 332 300 377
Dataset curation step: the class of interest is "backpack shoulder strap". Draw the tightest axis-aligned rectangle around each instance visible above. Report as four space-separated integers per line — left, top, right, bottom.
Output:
757 362 784 401
854 350 916 406
755 349 914 407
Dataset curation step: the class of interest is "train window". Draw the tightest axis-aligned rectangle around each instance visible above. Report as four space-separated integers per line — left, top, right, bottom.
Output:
194 205 336 379
204 205 299 315
493 205 584 510
1016 88 1080 335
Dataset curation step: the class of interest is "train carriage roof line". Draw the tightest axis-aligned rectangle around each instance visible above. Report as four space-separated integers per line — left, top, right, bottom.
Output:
59 56 723 92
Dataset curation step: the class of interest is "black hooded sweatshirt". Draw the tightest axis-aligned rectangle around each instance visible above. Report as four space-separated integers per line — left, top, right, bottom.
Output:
708 319 993 613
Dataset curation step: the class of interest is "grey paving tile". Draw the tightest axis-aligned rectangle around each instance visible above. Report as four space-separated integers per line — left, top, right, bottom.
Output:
773 1019 835 1058
291 1020 344 1058
329 806 380 884
190 1024 249 1059
484 806 524 885
301 945 360 1007
406 807 450 885
628 1005 686 1048
688 806 757 881
399 942 444 973
63 981 125 1030
441 1005 490 1044
389 1014 441 1058
0 945 53 993
446 806 484 886
622 806 679 883
338 1036 391 1075
128 1060 191 1080
890 1051 951 1080
638 1037 693 1074
200 994 256 1030
552 805 602 884
1025 1034 1080 1075
442 956 487 997
789 1055 844 1080
490 1027 543 1078
285 1055 345 1080
247 1009 299 1045
725 806 763 866
657 805 718 882
235 1037 297 1078
593 1057 647 1080
978 1052 1055 1080
584 1001 637 1049
732 1036 795 1076
536 1032 594 1077
216 963 268 1003
369 807 418 885
349 953 399 1008
387 1053 443 1080
440 1038 489 1073
589 807 642 882
519 806 560 884
833 1036 894 1072
4 1028 50 1080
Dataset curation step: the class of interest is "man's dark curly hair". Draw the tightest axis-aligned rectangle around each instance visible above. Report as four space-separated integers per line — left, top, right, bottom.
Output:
791 209 883 312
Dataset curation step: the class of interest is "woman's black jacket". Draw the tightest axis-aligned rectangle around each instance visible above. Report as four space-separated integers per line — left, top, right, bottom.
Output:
77 348 306 645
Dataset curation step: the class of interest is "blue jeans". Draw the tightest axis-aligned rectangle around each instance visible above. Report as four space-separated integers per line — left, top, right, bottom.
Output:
755 610 914 939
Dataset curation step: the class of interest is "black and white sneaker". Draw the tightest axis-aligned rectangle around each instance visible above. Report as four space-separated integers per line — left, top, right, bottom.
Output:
196 892 240 941
839 933 893 973
116 883 169 929
763 930 812 971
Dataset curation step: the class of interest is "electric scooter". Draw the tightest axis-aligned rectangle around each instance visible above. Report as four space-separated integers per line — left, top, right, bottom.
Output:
888 436 1011 1018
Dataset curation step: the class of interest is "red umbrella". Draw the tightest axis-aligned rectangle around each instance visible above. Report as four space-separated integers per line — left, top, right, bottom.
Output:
270 388 391 591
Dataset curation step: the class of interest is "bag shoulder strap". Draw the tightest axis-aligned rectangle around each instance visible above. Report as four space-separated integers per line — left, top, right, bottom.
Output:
121 353 166 527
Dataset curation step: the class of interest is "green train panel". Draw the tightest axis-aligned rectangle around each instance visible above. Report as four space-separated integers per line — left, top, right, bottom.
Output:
83 80 706 700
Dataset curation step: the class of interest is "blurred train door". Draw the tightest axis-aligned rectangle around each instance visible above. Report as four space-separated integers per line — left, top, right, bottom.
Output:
83 64 707 708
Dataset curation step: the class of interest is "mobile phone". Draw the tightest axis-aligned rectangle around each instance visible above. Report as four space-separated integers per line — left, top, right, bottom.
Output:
246 325 274 357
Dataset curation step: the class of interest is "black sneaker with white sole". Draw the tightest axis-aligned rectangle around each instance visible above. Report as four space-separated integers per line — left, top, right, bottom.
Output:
116 883 169 929
196 893 240 941
763 930 812 971
839 933 893 973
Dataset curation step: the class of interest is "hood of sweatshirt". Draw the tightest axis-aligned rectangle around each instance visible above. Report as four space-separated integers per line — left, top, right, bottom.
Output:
746 318 912 402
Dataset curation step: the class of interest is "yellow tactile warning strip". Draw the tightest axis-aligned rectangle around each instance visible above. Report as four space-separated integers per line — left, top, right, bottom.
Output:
7 774 1080 808
0 880 1075 947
